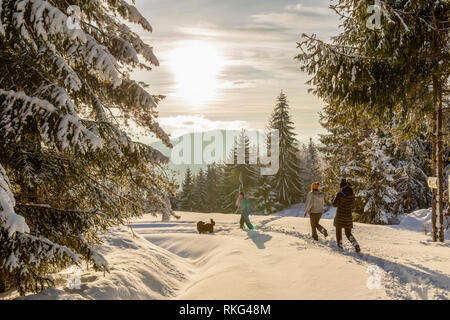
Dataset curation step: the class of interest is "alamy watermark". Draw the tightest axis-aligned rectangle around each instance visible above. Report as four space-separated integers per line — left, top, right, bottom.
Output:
62 265 82 290
171 129 280 175
366 265 382 290
366 0 382 30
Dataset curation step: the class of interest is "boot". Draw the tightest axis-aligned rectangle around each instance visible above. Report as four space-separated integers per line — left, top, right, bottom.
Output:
317 225 328 238
348 235 360 253
337 240 343 249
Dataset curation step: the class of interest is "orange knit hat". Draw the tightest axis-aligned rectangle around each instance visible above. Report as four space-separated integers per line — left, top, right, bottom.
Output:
311 182 320 191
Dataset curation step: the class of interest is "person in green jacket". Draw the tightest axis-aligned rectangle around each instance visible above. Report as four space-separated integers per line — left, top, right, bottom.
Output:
236 192 255 230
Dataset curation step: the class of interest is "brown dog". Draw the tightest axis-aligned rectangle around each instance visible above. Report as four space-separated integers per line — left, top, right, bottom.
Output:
197 219 215 234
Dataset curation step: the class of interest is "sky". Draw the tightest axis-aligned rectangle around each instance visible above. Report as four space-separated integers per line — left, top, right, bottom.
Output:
132 0 341 144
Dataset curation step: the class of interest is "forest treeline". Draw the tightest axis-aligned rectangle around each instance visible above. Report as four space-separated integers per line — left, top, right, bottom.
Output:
174 92 448 224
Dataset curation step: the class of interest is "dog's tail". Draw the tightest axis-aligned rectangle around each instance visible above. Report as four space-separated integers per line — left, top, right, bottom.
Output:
210 219 215 226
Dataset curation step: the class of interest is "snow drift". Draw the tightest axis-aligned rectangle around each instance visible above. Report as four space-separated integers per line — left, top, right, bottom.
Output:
10 208 450 300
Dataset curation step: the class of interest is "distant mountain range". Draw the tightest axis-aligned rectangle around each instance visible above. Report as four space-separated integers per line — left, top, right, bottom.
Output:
149 129 249 187
149 129 311 188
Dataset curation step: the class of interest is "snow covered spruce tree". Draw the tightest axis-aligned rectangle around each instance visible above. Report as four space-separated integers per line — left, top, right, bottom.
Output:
302 138 323 196
204 163 221 213
192 169 207 213
268 92 303 207
178 168 195 212
319 104 431 223
394 133 431 213
318 104 370 212
219 130 259 212
358 130 403 223
296 0 449 240
0 1 175 293
253 175 282 215
358 128 431 223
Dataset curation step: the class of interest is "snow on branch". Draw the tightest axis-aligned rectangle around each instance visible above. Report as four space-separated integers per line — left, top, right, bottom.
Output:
120 1 153 32
0 89 103 152
12 1 122 88
43 50 82 92
297 33 388 63
82 120 170 163
13 232 82 267
74 34 122 88
110 35 139 64
0 1 5 37
0 165 30 237
13 0 87 51
116 23 159 66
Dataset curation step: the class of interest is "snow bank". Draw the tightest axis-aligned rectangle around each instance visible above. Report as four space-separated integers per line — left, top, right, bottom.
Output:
22 226 189 300
16 209 450 300
275 204 448 235
397 209 433 232
394 208 450 239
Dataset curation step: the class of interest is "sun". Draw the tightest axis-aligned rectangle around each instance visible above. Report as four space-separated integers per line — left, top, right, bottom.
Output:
168 41 225 107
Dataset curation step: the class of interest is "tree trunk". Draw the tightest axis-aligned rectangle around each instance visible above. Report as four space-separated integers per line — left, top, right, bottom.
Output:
431 108 437 242
406 143 412 212
432 75 445 242
436 86 445 242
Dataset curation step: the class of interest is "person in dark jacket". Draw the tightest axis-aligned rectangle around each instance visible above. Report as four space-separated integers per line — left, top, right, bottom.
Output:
332 179 360 252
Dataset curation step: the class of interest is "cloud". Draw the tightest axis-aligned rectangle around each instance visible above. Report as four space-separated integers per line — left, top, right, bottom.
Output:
133 0 341 144
248 11 337 36
158 115 248 138
219 80 256 89
284 3 331 16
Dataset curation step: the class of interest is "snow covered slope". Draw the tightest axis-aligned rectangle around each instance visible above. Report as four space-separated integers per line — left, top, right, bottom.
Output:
19 209 450 300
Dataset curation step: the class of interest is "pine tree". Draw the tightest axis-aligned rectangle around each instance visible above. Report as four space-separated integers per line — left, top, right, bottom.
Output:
303 138 323 195
0 1 175 294
394 135 432 213
358 130 403 224
319 103 431 223
358 129 432 223
268 91 304 206
179 168 195 212
319 105 371 212
253 175 282 215
192 169 207 212
296 0 449 239
204 163 221 213
235 129 259 191
220 130 259 212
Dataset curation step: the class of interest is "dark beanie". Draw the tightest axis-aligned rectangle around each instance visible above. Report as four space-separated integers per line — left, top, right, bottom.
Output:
340 178 347 188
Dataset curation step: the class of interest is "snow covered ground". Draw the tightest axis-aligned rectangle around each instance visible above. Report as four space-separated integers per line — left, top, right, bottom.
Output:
14 208 450 300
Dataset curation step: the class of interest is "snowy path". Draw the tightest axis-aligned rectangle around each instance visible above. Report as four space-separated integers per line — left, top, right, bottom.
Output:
132 212 450 300
21 210 450 300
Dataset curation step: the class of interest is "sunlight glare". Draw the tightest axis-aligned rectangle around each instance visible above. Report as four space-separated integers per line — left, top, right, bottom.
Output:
168 41 225 107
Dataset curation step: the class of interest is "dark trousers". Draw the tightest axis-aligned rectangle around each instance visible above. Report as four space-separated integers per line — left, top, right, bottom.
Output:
240 211 254 229
336 227 359 248
310 213 327 240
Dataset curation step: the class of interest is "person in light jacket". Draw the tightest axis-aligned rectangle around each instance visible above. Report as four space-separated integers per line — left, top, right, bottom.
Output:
304 182 328 241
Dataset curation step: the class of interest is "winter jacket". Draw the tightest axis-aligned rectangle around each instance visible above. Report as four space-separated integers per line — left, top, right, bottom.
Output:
332 185 355 229
238 198 253 214
305 190 325 216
